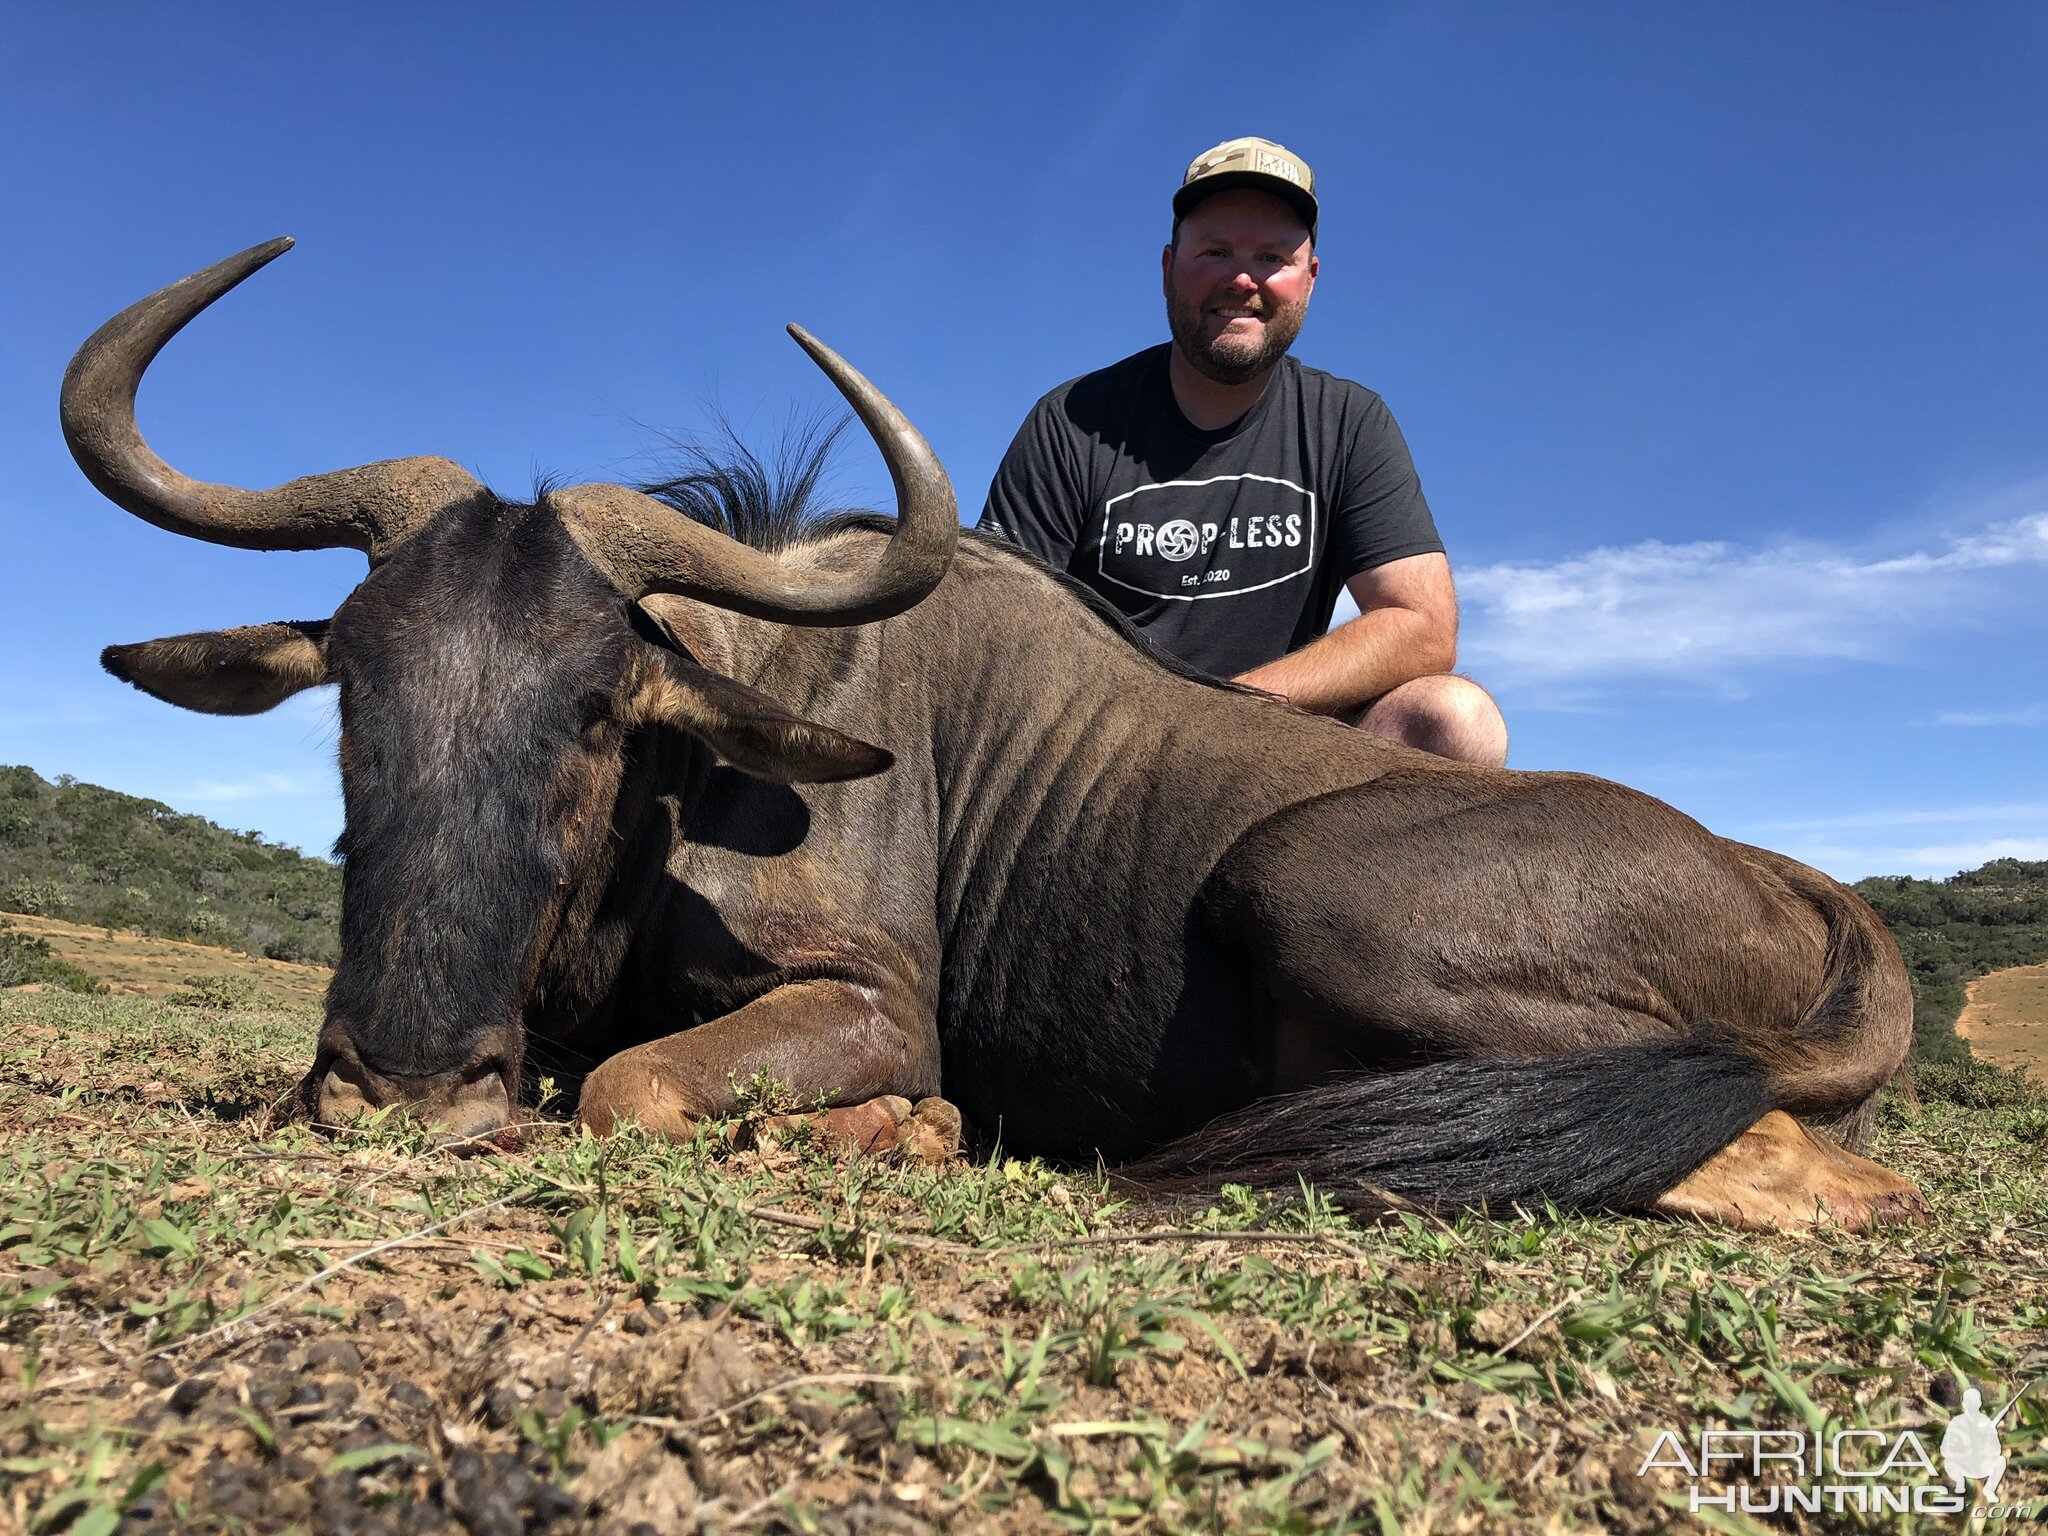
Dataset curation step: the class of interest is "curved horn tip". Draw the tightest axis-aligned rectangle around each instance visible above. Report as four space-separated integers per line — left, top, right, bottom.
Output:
200 237 296 289
242 235 296 269
785 322 826 360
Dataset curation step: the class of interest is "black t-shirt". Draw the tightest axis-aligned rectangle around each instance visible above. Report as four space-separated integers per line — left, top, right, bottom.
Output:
979 345 1443 677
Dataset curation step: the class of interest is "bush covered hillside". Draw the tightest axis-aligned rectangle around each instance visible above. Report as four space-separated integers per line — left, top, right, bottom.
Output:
0 765 340 967
1854 859 2048 1064
3 764 2044 1061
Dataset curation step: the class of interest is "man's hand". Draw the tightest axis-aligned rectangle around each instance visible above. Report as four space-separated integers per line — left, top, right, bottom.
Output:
1233 551 1458 715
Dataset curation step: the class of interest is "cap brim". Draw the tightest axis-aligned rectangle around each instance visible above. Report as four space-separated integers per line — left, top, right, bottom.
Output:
1172 171 1318 234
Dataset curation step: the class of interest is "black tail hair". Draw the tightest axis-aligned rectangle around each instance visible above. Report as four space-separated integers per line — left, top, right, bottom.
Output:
1116 1040 1774 1217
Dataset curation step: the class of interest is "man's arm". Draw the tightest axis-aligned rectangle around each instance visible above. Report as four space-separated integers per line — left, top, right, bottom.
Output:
1234 551 1458 715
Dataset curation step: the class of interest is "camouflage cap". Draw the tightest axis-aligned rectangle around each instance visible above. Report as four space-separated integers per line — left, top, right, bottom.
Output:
1173 137 1318 237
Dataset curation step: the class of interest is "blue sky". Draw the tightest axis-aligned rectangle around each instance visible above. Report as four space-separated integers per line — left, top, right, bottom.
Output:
3 4 2042 880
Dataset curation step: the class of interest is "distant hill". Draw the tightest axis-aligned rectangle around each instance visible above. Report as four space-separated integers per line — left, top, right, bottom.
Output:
0 765 340 967
5 764 2043 1062
1853 860 2048 1065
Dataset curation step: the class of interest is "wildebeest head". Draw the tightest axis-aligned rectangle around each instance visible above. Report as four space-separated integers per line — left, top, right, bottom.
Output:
65 239 957 1139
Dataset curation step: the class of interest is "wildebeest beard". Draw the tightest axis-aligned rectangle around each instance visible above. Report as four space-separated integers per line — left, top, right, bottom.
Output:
318 499 639 1092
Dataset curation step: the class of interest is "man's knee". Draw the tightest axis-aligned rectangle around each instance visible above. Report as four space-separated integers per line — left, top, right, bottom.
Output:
1356 674 1508 767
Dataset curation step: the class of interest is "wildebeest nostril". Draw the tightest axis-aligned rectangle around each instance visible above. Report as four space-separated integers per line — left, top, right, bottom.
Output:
312 1055 513 1148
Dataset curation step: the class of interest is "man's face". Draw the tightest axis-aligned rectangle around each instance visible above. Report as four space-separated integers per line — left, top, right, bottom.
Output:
1163 188 1318 386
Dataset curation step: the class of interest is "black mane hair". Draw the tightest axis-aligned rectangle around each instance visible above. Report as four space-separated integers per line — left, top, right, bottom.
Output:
636 413 856 554
633 420 1249 696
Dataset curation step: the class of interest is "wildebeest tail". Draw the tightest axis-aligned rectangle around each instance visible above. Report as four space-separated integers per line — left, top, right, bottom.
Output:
1113 1040 1774 1218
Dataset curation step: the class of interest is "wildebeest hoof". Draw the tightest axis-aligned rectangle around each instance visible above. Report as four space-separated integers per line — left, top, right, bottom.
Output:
751 1093 963 1163
1651 1110 1930 1232
899 1096 963 1162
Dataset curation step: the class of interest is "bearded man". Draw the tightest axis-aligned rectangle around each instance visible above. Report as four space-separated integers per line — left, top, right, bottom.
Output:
980 137 1507 765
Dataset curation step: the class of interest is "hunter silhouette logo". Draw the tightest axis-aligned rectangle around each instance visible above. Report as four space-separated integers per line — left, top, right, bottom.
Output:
1941 1388 2011 1503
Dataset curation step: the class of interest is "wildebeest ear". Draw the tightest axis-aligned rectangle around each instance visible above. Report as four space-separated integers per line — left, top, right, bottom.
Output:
102 621 331 716
628 656 894 784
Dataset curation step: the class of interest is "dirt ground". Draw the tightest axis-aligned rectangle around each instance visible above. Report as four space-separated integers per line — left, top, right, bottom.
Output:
2 981 2046 1532
0 909 332 1009
1958 962 2048 1083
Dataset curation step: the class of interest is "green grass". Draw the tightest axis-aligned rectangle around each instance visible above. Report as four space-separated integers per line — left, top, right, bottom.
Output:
2 991 2045 1533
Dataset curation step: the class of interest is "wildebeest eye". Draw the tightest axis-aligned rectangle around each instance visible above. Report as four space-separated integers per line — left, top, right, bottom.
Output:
576 696 609 733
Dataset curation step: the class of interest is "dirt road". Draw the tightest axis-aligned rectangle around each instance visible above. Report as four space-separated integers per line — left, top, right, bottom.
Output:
1956 961 2048 1083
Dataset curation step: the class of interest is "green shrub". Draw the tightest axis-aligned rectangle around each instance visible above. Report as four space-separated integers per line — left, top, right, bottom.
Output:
0 922 106 994
1911 1055 2048 1110
4 876 58 914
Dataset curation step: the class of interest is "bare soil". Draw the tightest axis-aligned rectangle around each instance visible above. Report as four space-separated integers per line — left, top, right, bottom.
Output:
3 986 2045 1533
1957 962 2048 1083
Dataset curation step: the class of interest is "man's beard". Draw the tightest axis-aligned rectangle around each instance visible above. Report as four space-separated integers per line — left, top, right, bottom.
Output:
1167 289 1307 385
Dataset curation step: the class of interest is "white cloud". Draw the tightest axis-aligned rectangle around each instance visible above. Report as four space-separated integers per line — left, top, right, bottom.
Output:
0 702 109 731
1934 704 2048 727
1782 837 2048 882
1747 801 2048 834
1449 509 2048 687
1722 799 2048 880
180 771 333 803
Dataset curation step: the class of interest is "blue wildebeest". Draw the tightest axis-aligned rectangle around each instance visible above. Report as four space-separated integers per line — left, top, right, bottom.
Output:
69 240 1924 1231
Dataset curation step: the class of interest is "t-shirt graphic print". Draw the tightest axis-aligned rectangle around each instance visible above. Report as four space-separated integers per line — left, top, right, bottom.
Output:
1098 473 1317 602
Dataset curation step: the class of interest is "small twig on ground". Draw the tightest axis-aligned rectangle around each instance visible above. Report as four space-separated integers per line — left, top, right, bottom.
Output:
1300 1339 1340 1401
738 1204 976 1254
568 1295 615 1358
142 1184 540 1360
726 1476 802 1529
987 1226 1371 1261
625 1372 919 1433
1490 1293 1580 1359
426 1120 572 1156
271 1235 535 1255
1523 1427 1562 1487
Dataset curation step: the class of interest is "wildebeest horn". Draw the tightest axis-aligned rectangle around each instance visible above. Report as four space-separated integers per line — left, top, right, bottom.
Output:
551 326 958 625
61 238 482 557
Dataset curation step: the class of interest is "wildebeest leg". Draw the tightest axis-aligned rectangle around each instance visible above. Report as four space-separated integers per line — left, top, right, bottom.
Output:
1650 1111 1926 1231
1719 842 1911 1154
1181 774 1923 1224
577 977 943 1141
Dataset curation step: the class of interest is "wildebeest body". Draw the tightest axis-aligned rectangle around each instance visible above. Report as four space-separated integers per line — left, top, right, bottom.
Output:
590 531 1867 1166
71 240 1922 1228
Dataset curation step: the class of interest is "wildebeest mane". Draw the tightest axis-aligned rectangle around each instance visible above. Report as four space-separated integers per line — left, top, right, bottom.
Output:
634 420 1247 695
636 413 857 554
